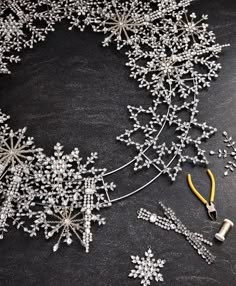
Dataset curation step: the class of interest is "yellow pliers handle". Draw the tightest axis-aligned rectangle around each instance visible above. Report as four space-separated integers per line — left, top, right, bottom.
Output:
207 169 216 203
187 169 216 205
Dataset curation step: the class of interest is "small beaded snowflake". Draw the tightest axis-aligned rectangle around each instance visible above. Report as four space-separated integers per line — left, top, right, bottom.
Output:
129 248 166 285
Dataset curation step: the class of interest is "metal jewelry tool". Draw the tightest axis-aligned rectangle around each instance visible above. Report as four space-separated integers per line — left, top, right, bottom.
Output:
187 169 217 220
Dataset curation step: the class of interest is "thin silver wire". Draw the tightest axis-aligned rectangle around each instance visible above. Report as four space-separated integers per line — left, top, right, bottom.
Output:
108 91 197 203
103 100 171 177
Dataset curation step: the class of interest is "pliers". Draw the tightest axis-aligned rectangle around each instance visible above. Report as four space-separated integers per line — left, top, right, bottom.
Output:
187 169 217 221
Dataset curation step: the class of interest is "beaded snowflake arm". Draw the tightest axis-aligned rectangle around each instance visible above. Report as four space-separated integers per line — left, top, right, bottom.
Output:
0 0 72 74
0 155 41 239
210 131 236 176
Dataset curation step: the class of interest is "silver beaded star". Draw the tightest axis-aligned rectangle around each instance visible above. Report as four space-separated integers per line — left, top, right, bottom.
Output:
129 248 166 285
117 98 217 181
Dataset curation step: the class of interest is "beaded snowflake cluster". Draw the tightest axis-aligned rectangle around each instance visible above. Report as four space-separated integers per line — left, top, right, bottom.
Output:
0 110 115 252
0 0 228 182
129 248 166 285
0 0 228 251
137 202 215 264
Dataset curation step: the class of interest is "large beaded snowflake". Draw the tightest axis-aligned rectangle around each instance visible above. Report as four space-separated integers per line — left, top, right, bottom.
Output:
0 110 115 252
14 143 115 253
0 0 228 251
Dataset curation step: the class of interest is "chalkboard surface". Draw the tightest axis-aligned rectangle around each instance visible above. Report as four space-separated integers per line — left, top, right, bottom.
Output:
0 0 236 285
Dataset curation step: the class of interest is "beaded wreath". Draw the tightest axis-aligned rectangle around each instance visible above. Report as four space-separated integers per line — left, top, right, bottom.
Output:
0 0 228 252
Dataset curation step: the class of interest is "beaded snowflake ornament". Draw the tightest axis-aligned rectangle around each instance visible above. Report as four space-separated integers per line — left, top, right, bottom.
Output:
0 0 228 251
138 202 215 264
129 248 166 285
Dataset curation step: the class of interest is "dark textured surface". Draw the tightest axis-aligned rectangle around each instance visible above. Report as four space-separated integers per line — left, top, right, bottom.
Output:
0 0 236 285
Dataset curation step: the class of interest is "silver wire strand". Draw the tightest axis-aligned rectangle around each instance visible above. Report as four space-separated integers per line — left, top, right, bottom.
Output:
109 92 197 203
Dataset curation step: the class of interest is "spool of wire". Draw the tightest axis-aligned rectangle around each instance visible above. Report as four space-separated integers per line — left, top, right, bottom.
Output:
215 219 234 242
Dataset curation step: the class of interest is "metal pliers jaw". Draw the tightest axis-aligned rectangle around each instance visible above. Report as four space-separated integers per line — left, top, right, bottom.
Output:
187 169 217 221
206 202 217 221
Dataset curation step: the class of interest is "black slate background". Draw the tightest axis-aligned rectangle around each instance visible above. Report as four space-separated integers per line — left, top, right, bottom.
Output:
0 0 236 285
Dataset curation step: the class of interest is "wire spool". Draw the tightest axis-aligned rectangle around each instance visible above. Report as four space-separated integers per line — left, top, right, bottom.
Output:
215 219 234 242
